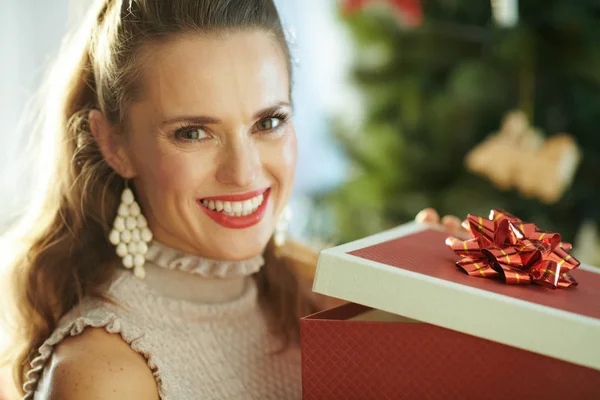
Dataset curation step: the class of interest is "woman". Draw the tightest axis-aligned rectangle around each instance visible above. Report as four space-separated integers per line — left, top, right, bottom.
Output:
1 0 459 398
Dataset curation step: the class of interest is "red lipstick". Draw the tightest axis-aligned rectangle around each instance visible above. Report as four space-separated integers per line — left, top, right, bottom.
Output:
198 188 270 229
202 187 268 202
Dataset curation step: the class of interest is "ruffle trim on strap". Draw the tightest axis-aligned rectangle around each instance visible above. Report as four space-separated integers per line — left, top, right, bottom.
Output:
22 313 166 399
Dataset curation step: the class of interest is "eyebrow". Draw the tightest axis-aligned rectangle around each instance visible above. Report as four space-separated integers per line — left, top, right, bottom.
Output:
159 101 292 127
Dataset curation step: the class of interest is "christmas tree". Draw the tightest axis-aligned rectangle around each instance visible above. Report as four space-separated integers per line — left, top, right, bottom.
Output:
324 0 600 246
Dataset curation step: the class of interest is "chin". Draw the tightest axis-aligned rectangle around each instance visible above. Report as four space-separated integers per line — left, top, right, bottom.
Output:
212 242 267 261
207 227 273 261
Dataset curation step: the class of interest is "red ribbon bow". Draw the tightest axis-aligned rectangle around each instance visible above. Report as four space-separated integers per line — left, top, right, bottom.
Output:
445 209 580 289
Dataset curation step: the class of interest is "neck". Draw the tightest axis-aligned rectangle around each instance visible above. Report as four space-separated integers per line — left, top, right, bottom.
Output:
143 263 249 304
138 239 264 304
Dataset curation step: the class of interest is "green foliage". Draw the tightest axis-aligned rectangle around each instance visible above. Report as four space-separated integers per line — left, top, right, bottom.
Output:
326 0 600 244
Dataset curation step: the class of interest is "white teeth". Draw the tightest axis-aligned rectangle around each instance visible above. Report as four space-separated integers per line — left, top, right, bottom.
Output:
201 191 267 217
232 202 242 213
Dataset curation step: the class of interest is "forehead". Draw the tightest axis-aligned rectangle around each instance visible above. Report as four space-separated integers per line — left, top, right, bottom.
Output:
136 31 290 117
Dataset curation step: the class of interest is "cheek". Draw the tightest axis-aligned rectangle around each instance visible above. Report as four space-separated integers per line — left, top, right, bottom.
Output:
275 131 297 182
268 131 297 213
131 140 209 202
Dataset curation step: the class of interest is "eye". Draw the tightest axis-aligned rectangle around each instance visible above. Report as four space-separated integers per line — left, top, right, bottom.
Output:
175 127 210 142
257 116 283 132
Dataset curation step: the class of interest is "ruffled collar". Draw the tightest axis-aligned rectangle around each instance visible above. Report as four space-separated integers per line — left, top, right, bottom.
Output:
145 240 265 279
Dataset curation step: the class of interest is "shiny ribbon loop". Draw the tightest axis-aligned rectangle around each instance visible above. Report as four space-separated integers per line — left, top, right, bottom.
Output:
446 209 580 289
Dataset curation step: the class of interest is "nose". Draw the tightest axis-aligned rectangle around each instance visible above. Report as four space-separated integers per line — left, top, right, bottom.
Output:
215 138 260 188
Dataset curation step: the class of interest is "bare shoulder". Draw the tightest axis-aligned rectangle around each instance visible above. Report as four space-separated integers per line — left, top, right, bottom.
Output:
34 327 159 400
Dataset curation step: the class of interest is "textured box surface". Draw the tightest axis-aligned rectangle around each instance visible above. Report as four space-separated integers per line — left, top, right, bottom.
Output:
301 303 600 400
301 222 600 399
311 223 600 370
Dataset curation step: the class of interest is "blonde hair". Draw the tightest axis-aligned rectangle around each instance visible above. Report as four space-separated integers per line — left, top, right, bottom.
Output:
0 0 316 395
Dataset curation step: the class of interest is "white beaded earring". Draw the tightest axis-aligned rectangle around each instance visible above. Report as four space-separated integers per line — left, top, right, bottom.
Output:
274 205 292 247
108 183 152 279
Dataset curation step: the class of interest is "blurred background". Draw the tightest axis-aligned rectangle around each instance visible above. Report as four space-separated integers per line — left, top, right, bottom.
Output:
323 0 600 267
2 1 600 261
319 0 600 268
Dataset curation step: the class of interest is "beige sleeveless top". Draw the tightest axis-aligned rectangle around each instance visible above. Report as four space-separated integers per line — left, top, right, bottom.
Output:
22 241 302 399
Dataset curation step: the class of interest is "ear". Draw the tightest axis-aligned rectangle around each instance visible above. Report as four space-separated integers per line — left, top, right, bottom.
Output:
89 110 137 179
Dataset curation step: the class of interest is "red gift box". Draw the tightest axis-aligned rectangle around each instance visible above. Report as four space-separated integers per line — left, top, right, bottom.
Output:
300 223 600 399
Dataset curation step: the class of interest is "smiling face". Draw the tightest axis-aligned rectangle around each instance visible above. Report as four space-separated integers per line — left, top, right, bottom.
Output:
120 31 296 261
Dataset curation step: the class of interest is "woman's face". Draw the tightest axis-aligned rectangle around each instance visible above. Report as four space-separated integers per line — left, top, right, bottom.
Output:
123 31 296 261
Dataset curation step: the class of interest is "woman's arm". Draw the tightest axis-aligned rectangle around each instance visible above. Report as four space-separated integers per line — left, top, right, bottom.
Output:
34 328 159 400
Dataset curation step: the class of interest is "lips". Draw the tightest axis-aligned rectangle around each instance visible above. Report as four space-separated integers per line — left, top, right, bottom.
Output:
197 187 271 229
201 187 268 202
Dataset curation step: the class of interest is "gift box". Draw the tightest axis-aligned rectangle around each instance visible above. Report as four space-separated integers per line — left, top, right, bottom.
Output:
300 220 600 399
